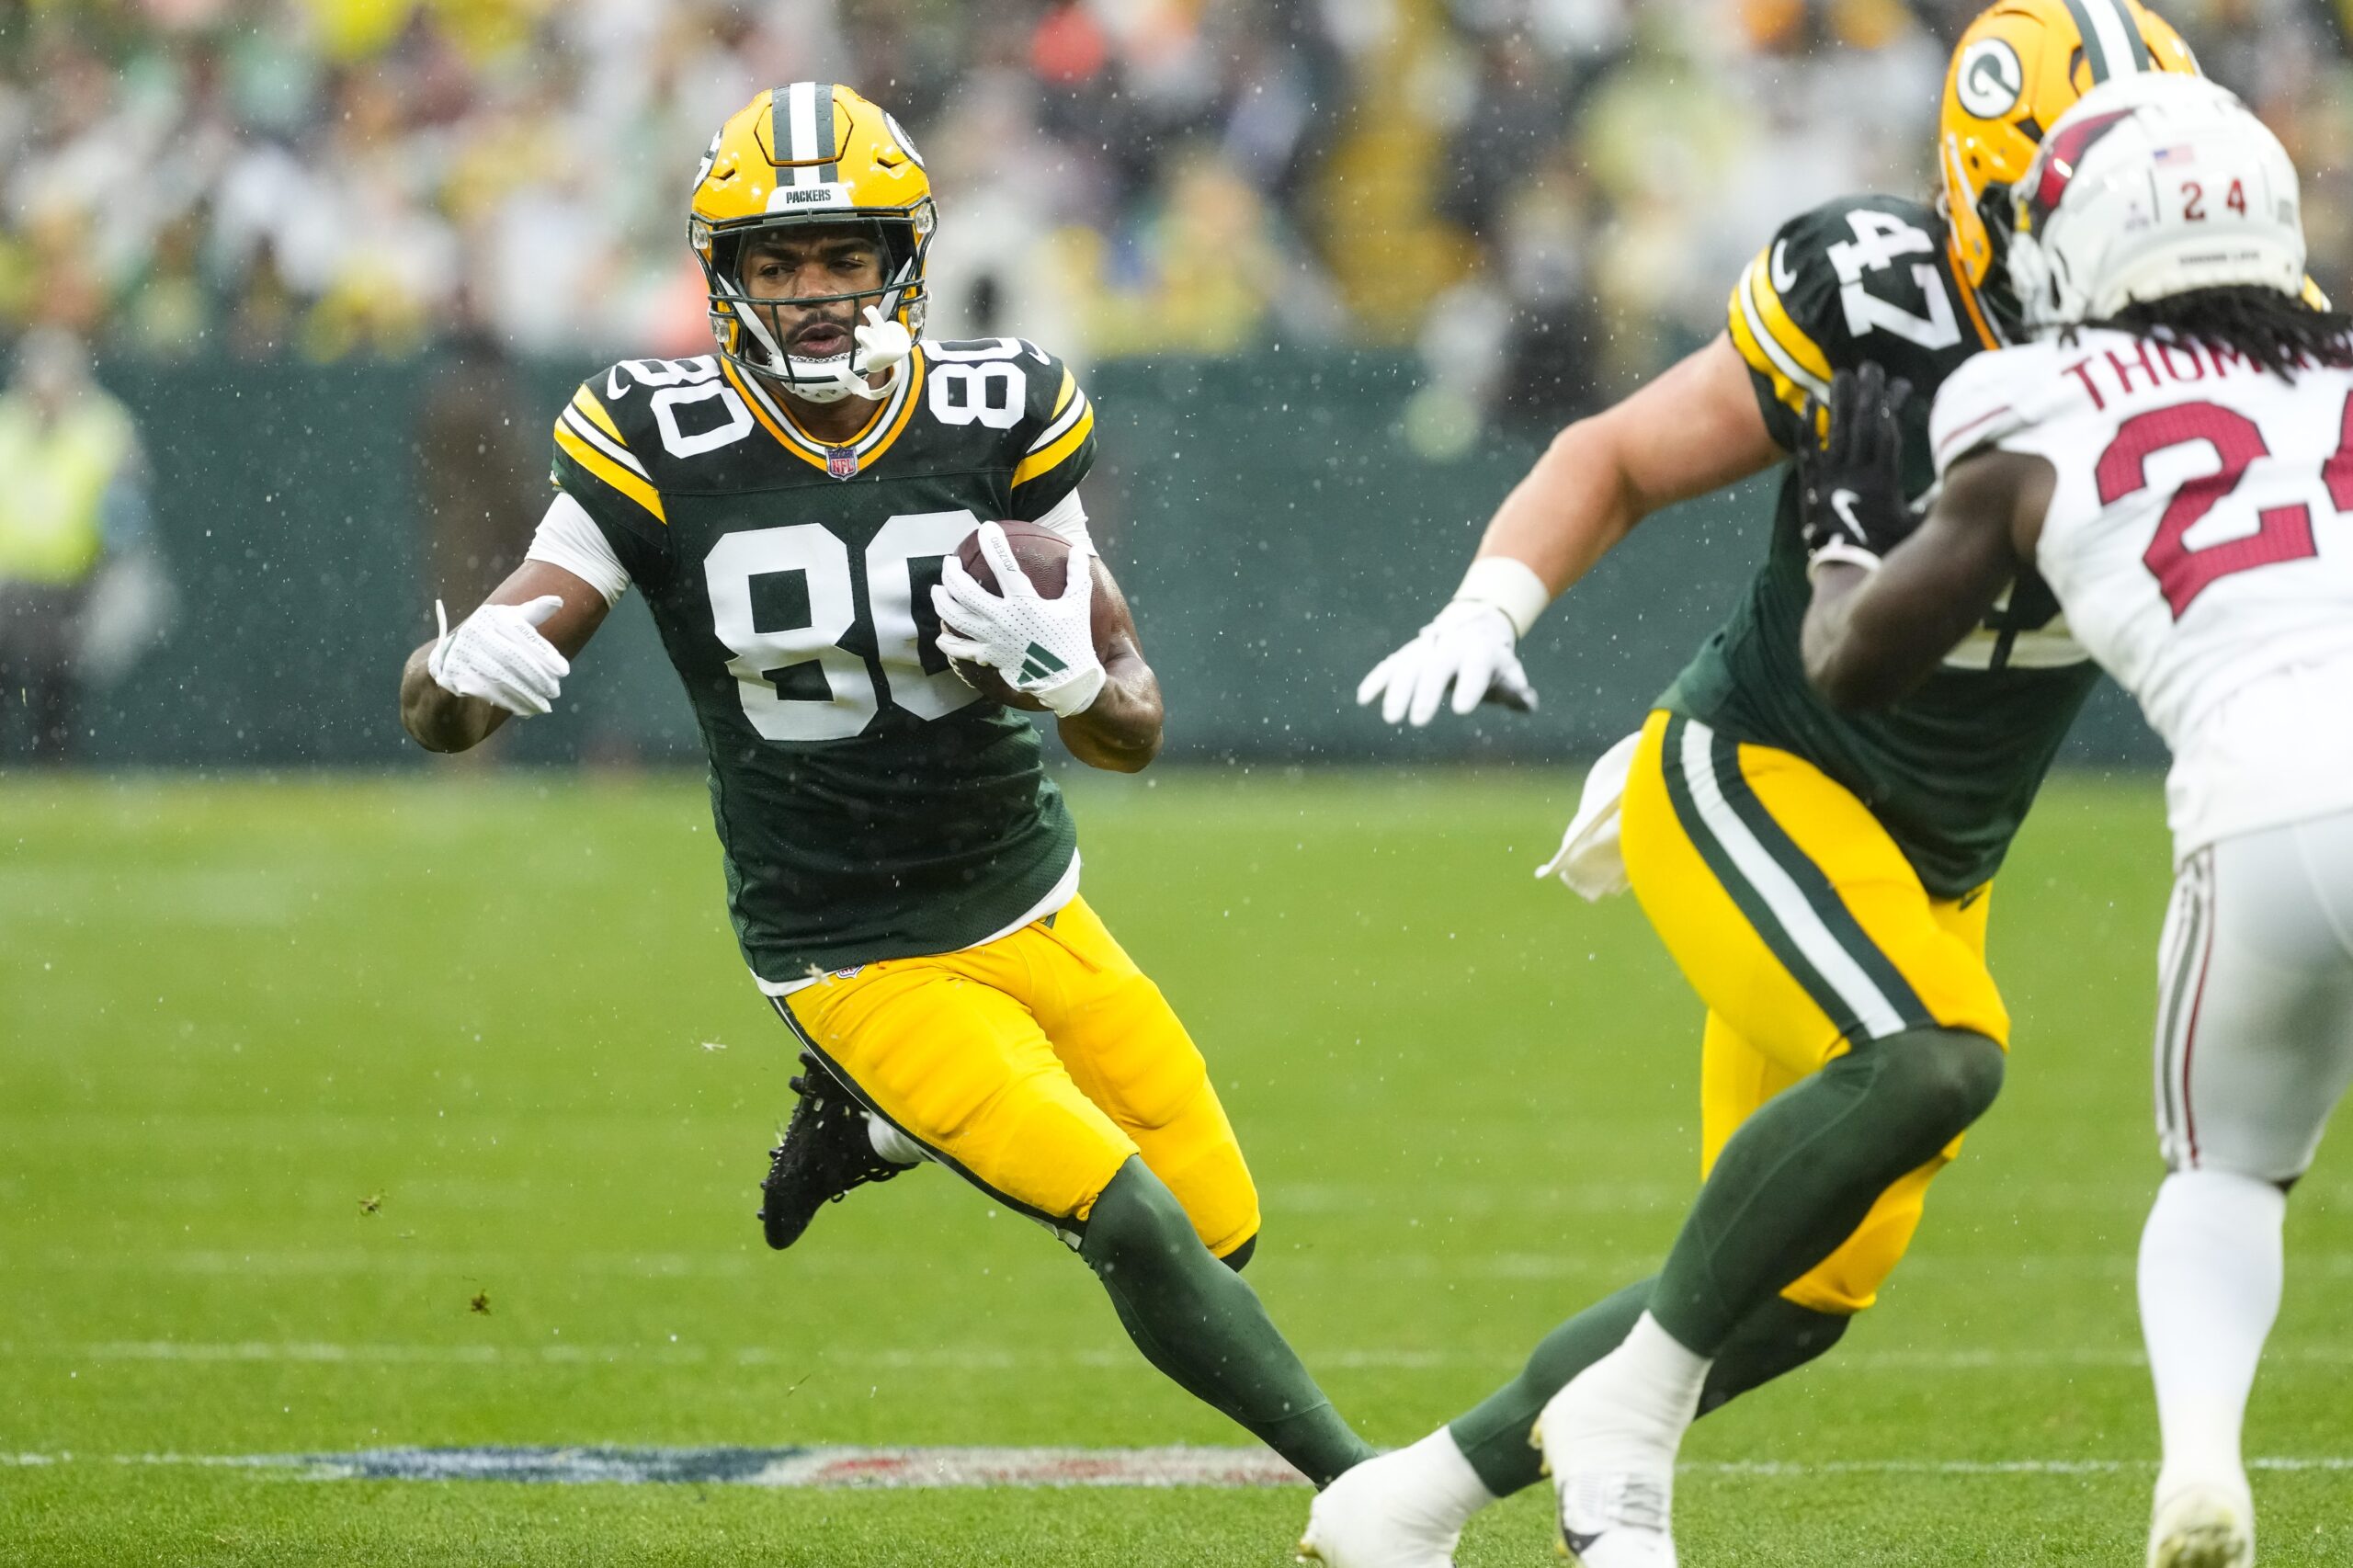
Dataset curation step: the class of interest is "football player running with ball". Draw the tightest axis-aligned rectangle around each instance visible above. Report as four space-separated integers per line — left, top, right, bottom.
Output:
1801 74 2353 1568
1313 4 2200 1565
398 83 1372 1487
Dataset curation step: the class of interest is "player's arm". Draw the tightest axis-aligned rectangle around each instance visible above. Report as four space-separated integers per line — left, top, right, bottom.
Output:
940 349 1160 769
1359 334 1781 726
398 562 611 753
1056 557 1161 773
402 381 667 753
1477 332 1785 589
1797 369 2054 710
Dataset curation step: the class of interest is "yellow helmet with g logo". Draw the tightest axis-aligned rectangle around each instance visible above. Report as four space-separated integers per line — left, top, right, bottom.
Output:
688 82 936 400
1940 0 2198 325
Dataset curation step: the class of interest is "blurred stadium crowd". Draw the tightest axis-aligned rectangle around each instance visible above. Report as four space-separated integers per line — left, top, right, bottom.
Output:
3 0 2349 415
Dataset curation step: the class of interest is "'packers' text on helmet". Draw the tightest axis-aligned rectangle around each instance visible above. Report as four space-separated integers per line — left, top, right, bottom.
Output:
1939 0 2198 334
688 82 936 403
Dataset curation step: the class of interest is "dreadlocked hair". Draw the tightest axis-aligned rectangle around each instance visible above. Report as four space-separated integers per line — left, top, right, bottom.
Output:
2085 284 2353 381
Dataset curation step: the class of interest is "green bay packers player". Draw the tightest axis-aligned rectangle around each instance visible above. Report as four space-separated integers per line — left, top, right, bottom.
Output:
397 82 1372 1487
1304 5 2197 1563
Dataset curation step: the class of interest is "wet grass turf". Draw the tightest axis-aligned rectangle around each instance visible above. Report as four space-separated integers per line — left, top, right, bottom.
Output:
1 769 2347 1565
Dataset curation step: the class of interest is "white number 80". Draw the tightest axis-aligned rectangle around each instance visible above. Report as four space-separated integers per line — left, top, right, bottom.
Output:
703 512 983 743
926 362 1024 429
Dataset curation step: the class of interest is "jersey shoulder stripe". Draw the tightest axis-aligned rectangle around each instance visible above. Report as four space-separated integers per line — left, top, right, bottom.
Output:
966 340 1095 518
1728 242 1832 418
1730 195 1994 451
880 337 1101 515
552 385 665 525
569 385 628 444
1012 381 1094 491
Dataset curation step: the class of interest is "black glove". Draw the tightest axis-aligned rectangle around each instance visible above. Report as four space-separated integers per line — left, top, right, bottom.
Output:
1796 363 1915 576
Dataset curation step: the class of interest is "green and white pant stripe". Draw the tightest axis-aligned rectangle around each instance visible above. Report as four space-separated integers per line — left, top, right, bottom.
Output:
1659 715 1936 1045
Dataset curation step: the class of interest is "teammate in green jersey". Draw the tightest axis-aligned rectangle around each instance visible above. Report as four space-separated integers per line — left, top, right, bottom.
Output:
1307 5 2200 1564
398 82 1372 1489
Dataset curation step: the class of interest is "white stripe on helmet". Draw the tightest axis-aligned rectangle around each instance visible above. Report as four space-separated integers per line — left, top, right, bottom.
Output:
787 81 821 186
2079 0 2146 81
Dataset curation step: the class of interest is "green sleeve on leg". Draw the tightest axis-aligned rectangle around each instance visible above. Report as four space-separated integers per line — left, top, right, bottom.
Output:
1080 1159 1371 1486
1448 1278 1851 1497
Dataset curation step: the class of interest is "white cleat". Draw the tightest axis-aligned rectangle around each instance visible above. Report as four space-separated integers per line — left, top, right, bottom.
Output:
2148 1478 2255 1568
1296 1449 1463 1568
1536 1372 1678 1568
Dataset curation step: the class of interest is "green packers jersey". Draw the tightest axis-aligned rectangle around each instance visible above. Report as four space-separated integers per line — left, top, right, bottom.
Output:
549 338 1099 983
1663 194 2100 898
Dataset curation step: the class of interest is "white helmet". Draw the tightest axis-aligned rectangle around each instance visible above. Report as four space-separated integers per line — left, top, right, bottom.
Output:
2006 73 2303 335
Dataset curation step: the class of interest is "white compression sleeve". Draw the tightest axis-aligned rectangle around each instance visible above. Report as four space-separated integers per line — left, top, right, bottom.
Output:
524 492 632 607
1026 487 1093 551
2138 1169 2286 1491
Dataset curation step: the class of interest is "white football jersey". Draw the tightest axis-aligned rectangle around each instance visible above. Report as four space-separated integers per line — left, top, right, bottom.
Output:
1931 326 2353 858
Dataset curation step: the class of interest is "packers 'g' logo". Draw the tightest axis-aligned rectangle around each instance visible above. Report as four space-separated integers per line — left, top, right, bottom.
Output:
1957 39 2024 118
883 111 926 169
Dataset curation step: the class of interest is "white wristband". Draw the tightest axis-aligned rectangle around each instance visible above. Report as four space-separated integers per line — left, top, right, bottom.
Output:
1806 540 1882 581
1037 662 1107 719
1454 556 1552 638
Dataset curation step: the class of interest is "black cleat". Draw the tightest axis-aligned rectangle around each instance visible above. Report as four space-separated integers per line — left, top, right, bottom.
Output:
758 1052 911 1250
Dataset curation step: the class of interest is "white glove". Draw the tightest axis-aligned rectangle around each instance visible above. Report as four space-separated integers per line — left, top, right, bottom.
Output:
1357 598 1537 727
842 303 914 401
428 595 569 717
930 523 1106 717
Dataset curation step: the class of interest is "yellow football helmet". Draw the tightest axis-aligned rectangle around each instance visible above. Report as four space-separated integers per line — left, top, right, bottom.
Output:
688 82 936 401
1940 0 2198 328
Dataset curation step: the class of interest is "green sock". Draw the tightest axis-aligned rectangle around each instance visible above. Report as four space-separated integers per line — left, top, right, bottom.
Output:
1651 1027 2004 1356
1447 1278 1849 1496
1079 1159 1374 1486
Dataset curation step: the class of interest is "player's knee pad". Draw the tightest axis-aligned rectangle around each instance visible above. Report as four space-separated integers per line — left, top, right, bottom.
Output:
1077 1157 1195 1276
1848 1026 2005 1147
1219 1233 1257 1274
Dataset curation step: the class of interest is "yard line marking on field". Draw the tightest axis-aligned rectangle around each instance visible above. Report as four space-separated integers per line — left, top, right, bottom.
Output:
2 1448 2347 1487
24 1340 2353 1373
1695 1457 2353 1477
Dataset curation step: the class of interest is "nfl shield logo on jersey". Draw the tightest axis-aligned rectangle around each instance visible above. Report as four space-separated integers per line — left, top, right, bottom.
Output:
825 445 859 479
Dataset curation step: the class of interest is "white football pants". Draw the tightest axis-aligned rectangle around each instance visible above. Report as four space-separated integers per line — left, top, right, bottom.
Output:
2154 808 2353 1182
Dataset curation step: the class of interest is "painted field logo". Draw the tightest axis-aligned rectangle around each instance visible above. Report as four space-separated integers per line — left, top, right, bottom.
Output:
49 1445 1311 1489
19 1446 2350 1488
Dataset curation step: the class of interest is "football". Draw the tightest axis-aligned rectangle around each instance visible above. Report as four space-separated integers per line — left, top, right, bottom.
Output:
947 520 1091 710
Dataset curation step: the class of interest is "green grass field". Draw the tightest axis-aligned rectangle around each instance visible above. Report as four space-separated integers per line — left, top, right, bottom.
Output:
2 768 2347 1565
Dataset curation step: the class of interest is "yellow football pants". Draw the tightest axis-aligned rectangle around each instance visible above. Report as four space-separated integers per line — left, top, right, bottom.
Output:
1620 710 2010 1314
776 893 1261 1260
